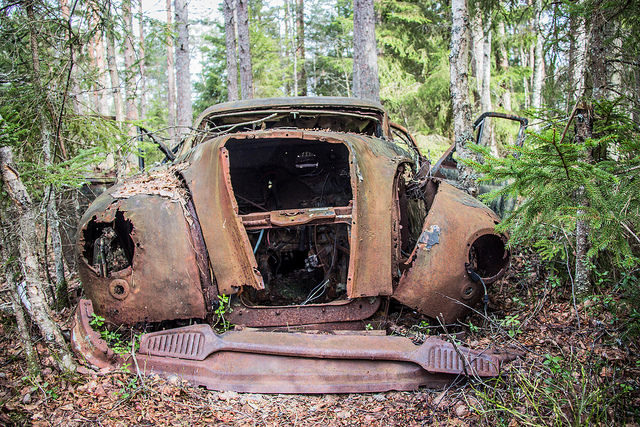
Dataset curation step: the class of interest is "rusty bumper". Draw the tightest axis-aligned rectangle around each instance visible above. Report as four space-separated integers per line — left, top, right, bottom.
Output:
72 299 501 393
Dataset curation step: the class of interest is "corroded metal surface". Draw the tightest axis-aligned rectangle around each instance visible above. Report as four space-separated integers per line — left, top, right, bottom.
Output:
139 324 500 377
76 183 207 324
72 299 480 394
181 130 411 298
227 297 380 327
393 180 508 322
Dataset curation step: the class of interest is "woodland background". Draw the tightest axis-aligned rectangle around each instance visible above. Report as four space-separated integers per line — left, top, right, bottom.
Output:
0 0 639 424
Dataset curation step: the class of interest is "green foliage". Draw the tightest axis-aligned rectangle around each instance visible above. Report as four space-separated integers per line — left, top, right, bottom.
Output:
89 313 139 357
213 294 233 332
467 100 640 283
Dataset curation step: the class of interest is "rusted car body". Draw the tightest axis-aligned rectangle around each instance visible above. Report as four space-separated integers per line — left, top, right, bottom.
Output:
72 97 510 393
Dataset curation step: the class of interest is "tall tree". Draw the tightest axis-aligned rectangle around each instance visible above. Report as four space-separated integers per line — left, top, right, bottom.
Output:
237 0 253 99
166 0 177 142
470 3 484 107
175 0 193 136
496 19 511 111
138 0 147 121
296 0 306 96
531 0 544 112
450 0 475 192
0 146 76 373
352 0 379 102
223 0 239 101
26 1 66 297
105 2 124 122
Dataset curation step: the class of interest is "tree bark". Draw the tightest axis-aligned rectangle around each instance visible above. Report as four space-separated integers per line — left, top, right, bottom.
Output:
59 0 81 113
481 11 492 113
166 0 177 144
296 0 306 96
26 2 65 303
450 0 476 193
531 0 544 113
175 0 193 135
352 0 380 102
237 0 254 99
123 0 139 170
496 20 512 111
570 1 588 104
589 4 607 100
574 104 593 297
223 0 239 102
1 225 39 375
0 146 76 373
138 1 147 121
470 4 483 108
92 15 109 117
105 3 124 123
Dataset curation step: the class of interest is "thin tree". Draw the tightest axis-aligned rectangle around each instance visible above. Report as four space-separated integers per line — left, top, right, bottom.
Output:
296 0 306 96
0 146 76 373
531 0 544 114
26 1 66 300
105 1 124 122
166 0 177 143
450 0 476 193
223 0 239 102
352 0 379 102
175 0 193 136
138 1 147 121
496 19 512 111
470 3 483 107
237 0 253 99
123 0 139 169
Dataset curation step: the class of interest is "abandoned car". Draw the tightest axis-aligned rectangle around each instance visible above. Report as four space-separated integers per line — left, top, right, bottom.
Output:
72 97 511 393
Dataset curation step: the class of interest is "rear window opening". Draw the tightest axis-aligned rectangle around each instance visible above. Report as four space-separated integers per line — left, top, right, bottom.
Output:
242 224 350 306
226 138 353 214
81 211 134 277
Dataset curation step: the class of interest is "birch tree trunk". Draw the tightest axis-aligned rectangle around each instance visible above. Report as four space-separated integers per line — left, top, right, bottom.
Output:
531 0 544 114
26 3 65 302
352 0 380 103
237 0 254 99
1 229 39 375
470 4 483 107
0 146 76 373
166 0 177 143
223 0 239 102
296 0 306 96
496 20 512 111
59 0 81 113
175 0 193 135
450 0 476 193
481 11 492 113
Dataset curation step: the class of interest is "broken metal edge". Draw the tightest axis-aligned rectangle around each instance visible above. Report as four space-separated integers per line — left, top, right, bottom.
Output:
71 299 490 394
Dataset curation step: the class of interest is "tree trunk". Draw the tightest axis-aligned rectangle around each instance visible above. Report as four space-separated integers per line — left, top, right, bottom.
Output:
93 22 109 116
481 11 492 113
352 0 380 102
59 0 81 113
105 5 124 123
175 0 193 136
520 47 529 109
166 0 177 144
574 104 593 297
123 0 139 170
296 0 306 96
1 226 39 375
589 5 607 100
450 0 476 193
0 146 76 373
496 20 511 111
223 0 239 102
470 4 483 108
138 1 147 121
237 0 254 99
531 0 544 113
26 2 65 303
570 2 588 104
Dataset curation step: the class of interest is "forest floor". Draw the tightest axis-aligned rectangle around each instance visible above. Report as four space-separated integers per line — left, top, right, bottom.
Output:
1 251 639 426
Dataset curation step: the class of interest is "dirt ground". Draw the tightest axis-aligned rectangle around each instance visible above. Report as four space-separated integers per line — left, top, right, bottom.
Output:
1 251 639 426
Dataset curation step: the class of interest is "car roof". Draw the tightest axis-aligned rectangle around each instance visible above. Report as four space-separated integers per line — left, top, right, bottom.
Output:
196 97 387 119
